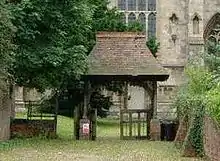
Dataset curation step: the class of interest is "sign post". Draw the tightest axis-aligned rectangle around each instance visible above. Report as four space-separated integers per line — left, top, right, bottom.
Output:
79 118 90 140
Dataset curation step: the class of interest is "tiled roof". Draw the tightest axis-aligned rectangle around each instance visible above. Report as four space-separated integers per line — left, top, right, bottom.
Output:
87 32 169 81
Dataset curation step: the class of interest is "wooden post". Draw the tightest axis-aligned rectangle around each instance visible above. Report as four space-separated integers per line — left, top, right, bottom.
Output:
10 83 15 118
138 112 141 138
120 81 128 140
152 81 157 118
123 81 128 110
90 108 97 140
120 109 124 140
129 111 132 138
74 104 80 140
80 80 92 140
144 82 153 139
147 112 150 139
83 80 88 118
54 96 59 136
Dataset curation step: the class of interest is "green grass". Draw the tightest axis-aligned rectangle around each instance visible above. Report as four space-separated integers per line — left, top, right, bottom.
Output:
0 114 204 161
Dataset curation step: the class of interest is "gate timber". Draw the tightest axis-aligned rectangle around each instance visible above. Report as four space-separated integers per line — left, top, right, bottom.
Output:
77 32 169 141
120 109 151 140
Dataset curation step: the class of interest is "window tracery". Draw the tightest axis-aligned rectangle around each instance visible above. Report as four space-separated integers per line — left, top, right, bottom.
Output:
148 13 156 38
128 0 136 11
138 13 146 31
117 0 156 34
128 12 136 23
118 0 126 10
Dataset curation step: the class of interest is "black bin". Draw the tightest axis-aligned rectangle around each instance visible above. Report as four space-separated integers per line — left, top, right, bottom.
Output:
160 119 178 141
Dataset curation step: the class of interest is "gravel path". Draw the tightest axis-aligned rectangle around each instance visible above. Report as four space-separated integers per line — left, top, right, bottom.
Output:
0 140 204 161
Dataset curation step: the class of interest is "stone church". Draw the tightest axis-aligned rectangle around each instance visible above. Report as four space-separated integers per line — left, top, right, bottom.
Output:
105 0 220 119
14 0 220 119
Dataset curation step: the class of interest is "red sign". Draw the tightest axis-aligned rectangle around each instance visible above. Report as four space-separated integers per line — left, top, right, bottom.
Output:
83 123 90 134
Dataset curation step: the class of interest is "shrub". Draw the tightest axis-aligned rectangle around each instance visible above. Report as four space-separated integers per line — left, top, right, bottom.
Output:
173 66 211 156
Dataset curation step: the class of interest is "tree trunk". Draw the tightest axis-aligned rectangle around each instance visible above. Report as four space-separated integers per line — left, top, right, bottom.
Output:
10 84 15 118
0 90 11 141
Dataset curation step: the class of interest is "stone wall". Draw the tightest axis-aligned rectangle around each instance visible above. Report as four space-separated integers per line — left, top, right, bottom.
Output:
14 86 44 112
203 0 220 27
203 116 220 161
10 119 57 138
156 0 188 66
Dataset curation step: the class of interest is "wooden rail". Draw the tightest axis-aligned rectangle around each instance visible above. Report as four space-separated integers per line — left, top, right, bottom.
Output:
120 109 151 140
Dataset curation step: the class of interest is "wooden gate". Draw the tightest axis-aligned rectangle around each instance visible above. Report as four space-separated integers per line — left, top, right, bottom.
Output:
120 109 151 140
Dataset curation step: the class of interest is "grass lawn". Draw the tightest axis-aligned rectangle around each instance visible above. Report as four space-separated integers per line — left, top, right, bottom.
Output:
0 115 204 161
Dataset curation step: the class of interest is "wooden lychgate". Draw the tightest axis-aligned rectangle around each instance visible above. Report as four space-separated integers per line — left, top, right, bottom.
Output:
120 109 151 140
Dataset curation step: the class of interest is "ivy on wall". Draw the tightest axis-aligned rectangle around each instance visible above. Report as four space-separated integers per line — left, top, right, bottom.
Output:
173 66 212 156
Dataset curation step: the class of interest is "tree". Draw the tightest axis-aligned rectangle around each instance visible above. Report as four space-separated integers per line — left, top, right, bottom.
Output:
0 0 16 141
9 0 144 92
0 1 15 82
8 0 144 118
10 0 93 91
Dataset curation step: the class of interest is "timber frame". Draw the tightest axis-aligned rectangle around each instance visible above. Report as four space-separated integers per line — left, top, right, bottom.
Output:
74 32 169 140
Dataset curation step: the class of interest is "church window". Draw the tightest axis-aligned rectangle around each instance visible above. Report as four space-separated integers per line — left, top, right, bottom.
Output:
118 0 126 10
148 13 156 38
138 0 146 11
117 0 157 36
138 13 146 31
128 0 136 11
148 0 156 11
128 12 136 23
121 13 126 23
193 16 200 34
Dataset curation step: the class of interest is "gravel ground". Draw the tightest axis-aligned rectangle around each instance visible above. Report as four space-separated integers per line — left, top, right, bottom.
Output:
0 139 204 161
0 116 204 161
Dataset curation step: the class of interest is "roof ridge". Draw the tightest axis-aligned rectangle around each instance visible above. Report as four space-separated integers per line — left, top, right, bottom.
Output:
96 32 146 38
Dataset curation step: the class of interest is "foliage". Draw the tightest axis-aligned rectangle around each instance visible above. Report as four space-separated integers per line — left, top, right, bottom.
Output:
8 0 143 92
203 30 220 123
146 37 160 58
173 65 212 156
7 0 144 118
90 91 113 118
0 1 16 89
9 0 93 91
39 87 113 118
183 97 205 156
173 34 220 155
173 25 220 155
204 40 220 72
206 84 220 123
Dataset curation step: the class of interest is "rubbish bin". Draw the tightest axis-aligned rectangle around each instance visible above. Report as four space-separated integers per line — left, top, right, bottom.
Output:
160 119 178 141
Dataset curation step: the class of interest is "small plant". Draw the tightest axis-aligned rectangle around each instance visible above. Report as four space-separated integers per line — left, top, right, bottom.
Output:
146 37 160 58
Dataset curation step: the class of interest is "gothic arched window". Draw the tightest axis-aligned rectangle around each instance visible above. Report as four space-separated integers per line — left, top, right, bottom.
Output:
204 13 220 40
148 0 156 11
193 16 200 34
128 12 136 23
138 0 146 11
128 0 136 11
118 0 126 10
121 13 126 24
138 13 146 31
148 13 156 38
